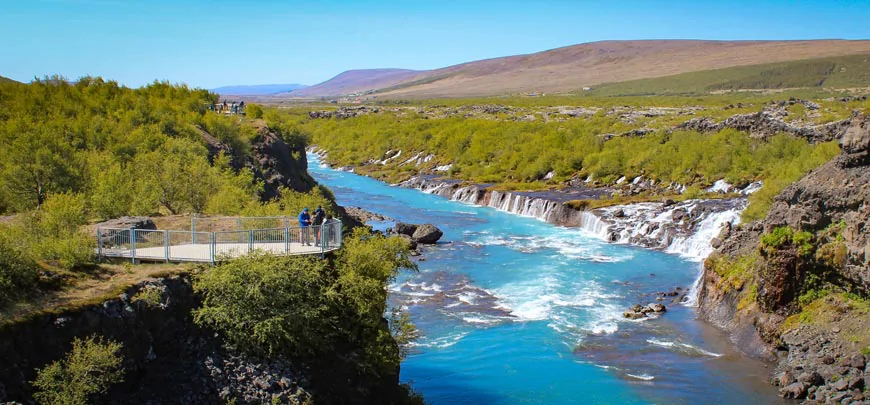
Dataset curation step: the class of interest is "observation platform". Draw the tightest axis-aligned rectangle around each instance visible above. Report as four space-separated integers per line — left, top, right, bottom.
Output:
96 218 342 263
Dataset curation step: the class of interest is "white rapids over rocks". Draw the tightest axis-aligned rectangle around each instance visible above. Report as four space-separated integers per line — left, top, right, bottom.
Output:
399 176 746 263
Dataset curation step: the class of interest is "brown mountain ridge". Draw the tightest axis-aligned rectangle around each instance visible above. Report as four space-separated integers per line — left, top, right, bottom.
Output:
293 40 870 98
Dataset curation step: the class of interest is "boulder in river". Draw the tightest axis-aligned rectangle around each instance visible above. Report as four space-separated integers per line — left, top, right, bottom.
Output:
412 224 443 244
394 222 418 237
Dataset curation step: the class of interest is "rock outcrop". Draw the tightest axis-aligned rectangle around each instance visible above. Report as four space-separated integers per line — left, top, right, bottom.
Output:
197 125 316 199
677 102 854 143
698 115 870 401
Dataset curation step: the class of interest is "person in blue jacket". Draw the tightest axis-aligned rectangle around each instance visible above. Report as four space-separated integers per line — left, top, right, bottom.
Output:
299 208 312 245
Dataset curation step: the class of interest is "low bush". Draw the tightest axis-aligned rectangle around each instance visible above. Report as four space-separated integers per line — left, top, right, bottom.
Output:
32 336 125 405
2 193 94 270
193 229 416 380
0 234 40 308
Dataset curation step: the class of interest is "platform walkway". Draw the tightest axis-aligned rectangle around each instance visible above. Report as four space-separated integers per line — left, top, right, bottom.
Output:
96 220 342 263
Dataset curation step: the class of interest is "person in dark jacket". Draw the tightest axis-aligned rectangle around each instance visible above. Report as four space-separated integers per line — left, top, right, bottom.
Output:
313 206 326 245
298 208 312 245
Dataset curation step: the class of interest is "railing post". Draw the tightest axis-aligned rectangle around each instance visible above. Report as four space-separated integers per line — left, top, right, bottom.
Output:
284 226 289 254
96 227 102 262
338 221 343 248
191 216 196 245
130 228 137 264
248 229 254 253
211 232 216 265
320 225 325 258
164 230 170 262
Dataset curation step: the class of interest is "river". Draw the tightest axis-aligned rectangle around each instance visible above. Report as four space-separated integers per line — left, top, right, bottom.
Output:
308 154 783 404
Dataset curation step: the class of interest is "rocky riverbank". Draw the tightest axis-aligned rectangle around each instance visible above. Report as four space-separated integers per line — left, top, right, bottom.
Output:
698 115 870 403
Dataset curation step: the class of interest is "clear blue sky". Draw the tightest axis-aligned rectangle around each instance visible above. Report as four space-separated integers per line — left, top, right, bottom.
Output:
2 0 869 89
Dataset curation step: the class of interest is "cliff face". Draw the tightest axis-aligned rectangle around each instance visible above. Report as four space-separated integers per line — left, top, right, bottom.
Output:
698 116 870 401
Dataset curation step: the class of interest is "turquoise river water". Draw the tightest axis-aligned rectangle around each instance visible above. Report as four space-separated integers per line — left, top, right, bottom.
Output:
308 155 784 404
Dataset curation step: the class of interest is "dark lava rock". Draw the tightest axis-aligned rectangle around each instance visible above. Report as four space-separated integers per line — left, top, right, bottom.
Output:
394 222 418 237
412 224 443 244
773 371 795 387
798 371 824 386
780 382 810 399
832 378 850 392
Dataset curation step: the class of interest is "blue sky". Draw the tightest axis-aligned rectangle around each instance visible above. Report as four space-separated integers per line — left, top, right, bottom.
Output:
2 0 869 88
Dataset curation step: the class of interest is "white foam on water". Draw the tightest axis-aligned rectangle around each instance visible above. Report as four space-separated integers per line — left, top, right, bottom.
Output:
646 338 723 357
413 332 470 349
626 373 656 381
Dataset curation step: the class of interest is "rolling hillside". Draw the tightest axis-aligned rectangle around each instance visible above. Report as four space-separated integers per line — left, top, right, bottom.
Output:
287 68 421 98
584 54 870 96
286 40 870 99
0 76 18 85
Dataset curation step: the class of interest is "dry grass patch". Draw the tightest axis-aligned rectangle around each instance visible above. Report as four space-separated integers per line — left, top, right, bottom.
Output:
0 261 194 325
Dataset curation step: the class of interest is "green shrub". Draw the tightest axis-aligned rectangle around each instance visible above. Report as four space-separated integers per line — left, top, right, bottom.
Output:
32 336 125 405
193 253 334 358
247 104 264 119
131 285 164 307
760 226 794 250
0 193 94 270
760 226 815 257
706 252 758 293
0 233 40 308
193 230 416 380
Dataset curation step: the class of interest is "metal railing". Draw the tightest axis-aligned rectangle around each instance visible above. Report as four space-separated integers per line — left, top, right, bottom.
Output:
96 220 343 263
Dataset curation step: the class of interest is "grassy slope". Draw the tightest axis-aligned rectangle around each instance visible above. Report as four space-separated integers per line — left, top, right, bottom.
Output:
587 54 870 96
0 76 19 84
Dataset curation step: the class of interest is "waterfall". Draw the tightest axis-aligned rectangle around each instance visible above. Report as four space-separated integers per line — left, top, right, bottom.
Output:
399 175 745 264
665 207 742 261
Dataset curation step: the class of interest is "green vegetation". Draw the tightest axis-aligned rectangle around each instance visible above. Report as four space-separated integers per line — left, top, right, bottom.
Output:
760 226 814 257
131 285 164 307
0 76 261 216
586 54 870 97
706 252 759 293
246 103 264 119
300 110 837 187
193 230 416 381
0 234 40 307
0 193 95 271
32 336 125 405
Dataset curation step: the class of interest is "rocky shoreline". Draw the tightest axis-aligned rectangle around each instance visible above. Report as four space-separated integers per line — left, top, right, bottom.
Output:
698 116 870 403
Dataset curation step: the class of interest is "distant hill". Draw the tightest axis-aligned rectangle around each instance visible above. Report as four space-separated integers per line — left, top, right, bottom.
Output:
0 76 19 85
287 69 421 98
362 40 870 98
212 83 308 96
586 54 870 96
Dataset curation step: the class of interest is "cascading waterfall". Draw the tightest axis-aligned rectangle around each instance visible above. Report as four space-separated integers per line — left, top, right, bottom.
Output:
400 176 745 264
665 207 743 260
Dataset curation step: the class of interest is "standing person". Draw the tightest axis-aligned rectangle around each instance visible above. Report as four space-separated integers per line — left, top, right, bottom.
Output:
313 205 326 246
298 208 312 246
